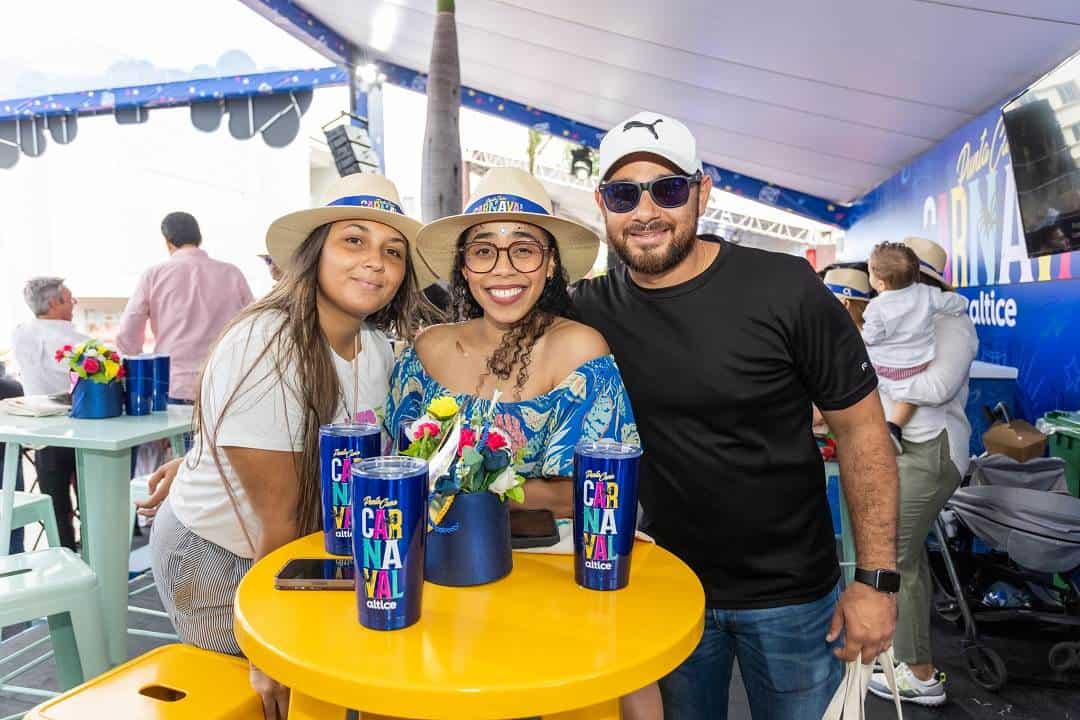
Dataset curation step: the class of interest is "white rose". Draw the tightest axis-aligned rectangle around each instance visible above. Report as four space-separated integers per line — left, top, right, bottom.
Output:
488 464 517 496
84 348 98 358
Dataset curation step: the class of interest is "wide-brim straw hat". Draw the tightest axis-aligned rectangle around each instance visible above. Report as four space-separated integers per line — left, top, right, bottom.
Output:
824 267 871 302
902 236 953 290
266 173 437 289
416 167 600 283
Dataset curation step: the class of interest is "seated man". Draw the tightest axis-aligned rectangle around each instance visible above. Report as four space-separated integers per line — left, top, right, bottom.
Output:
11 277 88 550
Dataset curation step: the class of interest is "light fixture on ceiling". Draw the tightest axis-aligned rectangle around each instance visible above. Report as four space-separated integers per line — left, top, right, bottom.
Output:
355 62 379 88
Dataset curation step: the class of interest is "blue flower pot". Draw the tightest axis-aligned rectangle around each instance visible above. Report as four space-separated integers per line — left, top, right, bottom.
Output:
70 379 123 419
425 491 513 586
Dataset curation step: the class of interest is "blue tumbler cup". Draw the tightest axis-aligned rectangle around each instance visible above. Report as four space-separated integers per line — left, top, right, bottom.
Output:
573 439 642 591
122 356 155 416
351 455 428 630
151 354 170 411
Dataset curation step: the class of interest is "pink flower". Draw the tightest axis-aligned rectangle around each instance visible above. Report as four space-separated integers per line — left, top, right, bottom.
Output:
458 427 477 455
83 357 101 374
62 344 73 352
414 422 441 440
55 350 64 362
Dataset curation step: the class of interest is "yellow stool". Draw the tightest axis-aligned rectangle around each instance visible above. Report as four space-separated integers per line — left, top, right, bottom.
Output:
26 644 263 720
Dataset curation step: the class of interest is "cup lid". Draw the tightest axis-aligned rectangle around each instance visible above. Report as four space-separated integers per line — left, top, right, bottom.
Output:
575 439 643 459
319 422 381 437
350 455 428 478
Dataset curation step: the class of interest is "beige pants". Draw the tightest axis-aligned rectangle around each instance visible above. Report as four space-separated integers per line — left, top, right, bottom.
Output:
893 430 961 666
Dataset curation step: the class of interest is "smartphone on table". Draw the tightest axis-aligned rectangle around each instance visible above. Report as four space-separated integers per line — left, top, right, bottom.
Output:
274 558 355 590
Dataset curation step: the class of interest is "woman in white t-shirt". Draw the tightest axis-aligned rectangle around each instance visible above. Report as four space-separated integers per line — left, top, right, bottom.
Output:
142 174 439 718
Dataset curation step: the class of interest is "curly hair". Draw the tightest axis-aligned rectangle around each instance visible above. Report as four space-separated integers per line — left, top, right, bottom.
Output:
449 226 575 398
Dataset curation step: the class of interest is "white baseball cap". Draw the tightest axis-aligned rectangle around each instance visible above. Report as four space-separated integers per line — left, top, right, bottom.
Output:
598 112 702 181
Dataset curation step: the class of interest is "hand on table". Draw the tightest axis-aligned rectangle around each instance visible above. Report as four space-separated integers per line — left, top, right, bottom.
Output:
250 664 290 720
135 457 183 518
826 581 896 663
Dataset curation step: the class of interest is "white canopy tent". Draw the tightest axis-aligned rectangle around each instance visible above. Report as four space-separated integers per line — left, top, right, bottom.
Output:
290 0 1080 206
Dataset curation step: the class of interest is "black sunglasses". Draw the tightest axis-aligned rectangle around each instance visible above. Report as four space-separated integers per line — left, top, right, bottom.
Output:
598 171 703 213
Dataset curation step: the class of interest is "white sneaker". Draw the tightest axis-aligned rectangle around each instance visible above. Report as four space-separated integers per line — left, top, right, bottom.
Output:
868 662 947 707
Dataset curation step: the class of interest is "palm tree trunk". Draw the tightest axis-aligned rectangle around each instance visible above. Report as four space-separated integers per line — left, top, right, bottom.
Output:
421 0 462 222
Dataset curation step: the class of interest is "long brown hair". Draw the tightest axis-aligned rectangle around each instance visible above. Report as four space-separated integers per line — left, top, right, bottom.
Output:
192 223 441 546
448 227 575 398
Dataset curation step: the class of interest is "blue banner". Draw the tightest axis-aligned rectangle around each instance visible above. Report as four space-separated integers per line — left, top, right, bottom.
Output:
847 103 1080 420
0 67 346 122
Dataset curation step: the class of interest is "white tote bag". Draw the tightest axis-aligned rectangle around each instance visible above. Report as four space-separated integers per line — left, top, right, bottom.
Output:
822 648 903 720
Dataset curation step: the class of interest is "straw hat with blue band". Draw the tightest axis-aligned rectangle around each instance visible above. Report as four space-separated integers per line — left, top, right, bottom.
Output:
266 173 438 289
824 267 872 302
902 236 953 290
416 167 600 283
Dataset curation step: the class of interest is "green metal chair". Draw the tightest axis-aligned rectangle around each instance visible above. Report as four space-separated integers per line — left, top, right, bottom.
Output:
1 444 109 716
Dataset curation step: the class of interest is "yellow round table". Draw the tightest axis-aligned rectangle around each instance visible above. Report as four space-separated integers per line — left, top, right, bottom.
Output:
234 533 704 720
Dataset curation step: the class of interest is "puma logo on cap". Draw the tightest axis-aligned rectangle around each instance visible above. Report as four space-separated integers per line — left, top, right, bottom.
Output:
623 118 663 140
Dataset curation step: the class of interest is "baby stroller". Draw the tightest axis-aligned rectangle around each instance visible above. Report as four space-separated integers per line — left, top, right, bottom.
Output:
929 454 1080 691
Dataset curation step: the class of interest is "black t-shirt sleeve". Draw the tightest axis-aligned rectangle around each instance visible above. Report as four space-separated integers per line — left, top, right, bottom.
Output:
788 264 877 411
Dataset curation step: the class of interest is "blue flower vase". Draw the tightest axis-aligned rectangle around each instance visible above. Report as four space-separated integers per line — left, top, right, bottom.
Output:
424 491 513 586
70 379 123 419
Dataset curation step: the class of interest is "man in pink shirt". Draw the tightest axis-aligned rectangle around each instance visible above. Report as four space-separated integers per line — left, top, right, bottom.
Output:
117 212 254 403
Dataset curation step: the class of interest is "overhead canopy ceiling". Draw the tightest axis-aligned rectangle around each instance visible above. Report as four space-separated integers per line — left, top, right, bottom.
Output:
296 0 1080 205
0 0 326 99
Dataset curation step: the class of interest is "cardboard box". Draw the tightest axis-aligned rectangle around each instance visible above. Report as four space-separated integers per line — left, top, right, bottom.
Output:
983 420 1047 463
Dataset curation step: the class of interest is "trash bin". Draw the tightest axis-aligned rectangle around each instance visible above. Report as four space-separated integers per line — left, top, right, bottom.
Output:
1039 412 1080 498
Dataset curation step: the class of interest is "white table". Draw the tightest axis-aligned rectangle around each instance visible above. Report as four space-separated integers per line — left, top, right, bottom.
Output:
0 406 193 666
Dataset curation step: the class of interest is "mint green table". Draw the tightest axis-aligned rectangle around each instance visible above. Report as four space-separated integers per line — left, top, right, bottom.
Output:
0 406 193 666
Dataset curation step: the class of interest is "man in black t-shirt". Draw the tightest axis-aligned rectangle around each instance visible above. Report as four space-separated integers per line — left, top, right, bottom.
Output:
573 112 899 719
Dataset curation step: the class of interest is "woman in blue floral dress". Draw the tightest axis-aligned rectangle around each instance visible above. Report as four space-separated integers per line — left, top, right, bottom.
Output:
385 167 639 521
387 168 653 717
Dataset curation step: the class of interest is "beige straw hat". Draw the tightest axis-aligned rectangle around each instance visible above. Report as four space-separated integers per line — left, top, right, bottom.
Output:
902 236 953 290
415 167 600 283
266 173 437 289
824 267 871 301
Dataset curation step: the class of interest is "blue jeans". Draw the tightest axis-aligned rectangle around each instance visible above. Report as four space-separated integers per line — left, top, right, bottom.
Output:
660 584 843 720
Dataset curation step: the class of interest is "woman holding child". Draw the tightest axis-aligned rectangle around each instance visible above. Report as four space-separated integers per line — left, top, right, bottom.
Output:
823 241 971 707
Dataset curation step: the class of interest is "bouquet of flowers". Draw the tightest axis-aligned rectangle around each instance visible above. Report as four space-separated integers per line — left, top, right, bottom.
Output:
401 393 526 523
55 340 125 384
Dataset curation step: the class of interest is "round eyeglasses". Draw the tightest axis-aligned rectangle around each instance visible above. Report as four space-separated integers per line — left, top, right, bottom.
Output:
461 241 548 274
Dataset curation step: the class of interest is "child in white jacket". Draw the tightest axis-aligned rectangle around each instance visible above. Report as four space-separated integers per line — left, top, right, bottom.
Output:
863 242 969 453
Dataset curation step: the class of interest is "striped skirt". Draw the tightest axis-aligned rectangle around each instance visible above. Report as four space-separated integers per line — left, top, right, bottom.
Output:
149 499 253 656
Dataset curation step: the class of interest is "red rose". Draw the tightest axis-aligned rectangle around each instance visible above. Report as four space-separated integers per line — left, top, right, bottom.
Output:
83 357 101 374
110 352 120 362
62 345 73 352
485 432 508 451
118 366 127 379
458 427 477 455
54 350 64 362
